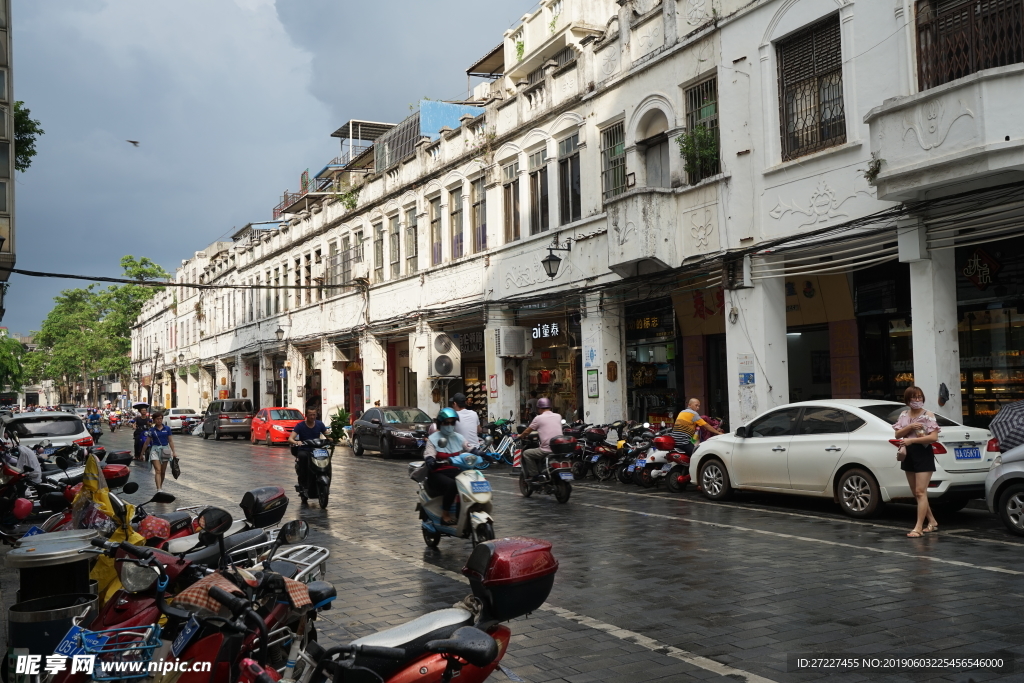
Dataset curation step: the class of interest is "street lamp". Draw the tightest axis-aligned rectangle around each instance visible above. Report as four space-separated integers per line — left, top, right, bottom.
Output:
275 327 285 341
178 353 185 363
541 237 572 279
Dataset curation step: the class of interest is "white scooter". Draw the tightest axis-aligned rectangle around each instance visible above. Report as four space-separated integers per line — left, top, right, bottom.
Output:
410 453 495 548
634 434 680 488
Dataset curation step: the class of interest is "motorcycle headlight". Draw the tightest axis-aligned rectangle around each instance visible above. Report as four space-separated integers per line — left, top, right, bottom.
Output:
272 425 287 432
463 454 479 466
119 561 159 593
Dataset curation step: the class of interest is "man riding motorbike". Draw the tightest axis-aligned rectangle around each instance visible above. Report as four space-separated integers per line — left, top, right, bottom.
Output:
423 407 467 525
516 397 561 483
288 406 332 498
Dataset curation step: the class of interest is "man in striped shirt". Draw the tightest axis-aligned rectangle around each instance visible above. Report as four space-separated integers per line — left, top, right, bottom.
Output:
670 398 723 454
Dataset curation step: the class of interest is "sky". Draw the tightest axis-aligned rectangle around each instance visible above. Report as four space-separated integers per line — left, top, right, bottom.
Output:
7 0 531 335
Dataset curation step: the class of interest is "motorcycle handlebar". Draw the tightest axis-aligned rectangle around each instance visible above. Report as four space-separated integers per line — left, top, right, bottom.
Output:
208 586 250 616
119 543 153 560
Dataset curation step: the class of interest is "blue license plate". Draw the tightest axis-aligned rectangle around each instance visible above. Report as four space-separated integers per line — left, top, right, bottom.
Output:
417 439 425 447
591 455 600 462
172 615 201 658
312 448 329 458
635 458 646 467
954 447 980 460
470 481 491 493
231 418 244 423
559 472 574 481
43 448 55 456
55 625 109 658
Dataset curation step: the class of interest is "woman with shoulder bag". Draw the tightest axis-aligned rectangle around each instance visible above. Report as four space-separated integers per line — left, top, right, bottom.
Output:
143 412 178 493
892 386 940 538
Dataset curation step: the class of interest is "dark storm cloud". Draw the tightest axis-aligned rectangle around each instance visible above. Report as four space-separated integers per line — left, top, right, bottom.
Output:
8 0 529 334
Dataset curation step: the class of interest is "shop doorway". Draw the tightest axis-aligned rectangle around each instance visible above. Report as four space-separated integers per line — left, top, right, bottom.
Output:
706 334 728 426
252 365 261 412
787 324 832 402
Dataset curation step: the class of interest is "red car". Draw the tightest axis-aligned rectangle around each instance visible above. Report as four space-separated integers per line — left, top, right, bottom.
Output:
250 407 305 446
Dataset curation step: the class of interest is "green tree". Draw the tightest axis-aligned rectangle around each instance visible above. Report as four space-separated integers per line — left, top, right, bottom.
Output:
14 101 44 172
0 333 25 391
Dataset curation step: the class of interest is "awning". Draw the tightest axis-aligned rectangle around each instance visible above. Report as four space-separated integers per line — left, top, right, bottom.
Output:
467 43 504 78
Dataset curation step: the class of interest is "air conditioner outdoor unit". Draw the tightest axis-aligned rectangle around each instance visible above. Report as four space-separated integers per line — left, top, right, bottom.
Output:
494 327 532 358
351 259 370 281
332 346 351 363
428 332 461 378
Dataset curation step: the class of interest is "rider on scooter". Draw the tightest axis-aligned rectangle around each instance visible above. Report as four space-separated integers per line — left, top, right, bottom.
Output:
423 407 466 525
516 397 561 483
288 406 332 490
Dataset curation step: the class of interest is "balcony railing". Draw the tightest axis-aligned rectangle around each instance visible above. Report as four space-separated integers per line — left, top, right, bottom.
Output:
917 0 1024 91
272 176 347 219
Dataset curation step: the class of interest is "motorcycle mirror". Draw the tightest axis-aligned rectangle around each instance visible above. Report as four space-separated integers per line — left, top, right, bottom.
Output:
40 439 51 448
121 481 140 495
561 419 567 425
643 422 650 429
196 507 233 537
280 519 309 545
55 456 70 470
151 492 176 504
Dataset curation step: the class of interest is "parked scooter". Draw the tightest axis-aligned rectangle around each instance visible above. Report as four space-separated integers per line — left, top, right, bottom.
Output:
411 452 495 548
291 438 333 508
312 536 558 683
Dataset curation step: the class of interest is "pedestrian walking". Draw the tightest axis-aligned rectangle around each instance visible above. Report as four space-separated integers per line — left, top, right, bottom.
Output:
144 412 177 492
893 386 940 537
133 407 152 461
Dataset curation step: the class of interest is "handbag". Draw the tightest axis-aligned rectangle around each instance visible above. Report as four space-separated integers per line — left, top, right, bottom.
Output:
896 445 907 462
170 456 181 479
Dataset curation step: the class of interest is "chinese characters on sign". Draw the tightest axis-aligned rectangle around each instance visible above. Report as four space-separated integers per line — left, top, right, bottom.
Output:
962 248 1000 291
531 322 561 339
627 315 662 332
459 331 485 353
692 288 726 321
738 353 755 386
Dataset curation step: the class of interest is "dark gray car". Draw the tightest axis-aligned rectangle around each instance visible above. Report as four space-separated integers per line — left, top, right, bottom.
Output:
202 399 254 440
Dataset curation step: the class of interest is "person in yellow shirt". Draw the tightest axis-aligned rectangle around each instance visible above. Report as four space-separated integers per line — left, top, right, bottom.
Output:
670 398 723 454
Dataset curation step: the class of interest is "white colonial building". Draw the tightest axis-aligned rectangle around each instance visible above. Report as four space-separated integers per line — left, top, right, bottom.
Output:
133 0 1024 433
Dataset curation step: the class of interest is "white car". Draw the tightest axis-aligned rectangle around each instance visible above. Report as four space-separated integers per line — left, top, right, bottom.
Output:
163 407 198 433
2 413 93 453
692 399 997 518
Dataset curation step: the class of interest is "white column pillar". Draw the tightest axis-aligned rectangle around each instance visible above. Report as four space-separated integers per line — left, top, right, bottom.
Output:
901 220 963 419
580 295 626 425
410 319 442 417
726 259 789 427
361 332 388 409
484 308 521 423
237 354 254 404
259 351 274 411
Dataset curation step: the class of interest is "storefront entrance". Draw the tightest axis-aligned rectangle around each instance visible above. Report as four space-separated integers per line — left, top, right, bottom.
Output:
625 300 677 425
518 310 580 422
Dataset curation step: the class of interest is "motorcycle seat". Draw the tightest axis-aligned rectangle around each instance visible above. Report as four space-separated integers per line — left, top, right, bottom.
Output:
352 608 475 678
306 580 336 609
265 560 298 580
181 528 267 566
152 510 193 535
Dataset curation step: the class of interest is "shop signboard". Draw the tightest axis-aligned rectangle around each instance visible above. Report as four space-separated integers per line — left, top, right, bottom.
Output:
459 331 485 354
738 354 755 386
530 322 561 339
587 369 599 398
625 313 672 340
489 374 498 398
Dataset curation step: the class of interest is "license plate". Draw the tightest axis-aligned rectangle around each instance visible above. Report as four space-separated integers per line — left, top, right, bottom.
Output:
591 455 600 462
627 463 636 472
172 615 201 658
954 447 980 460
231 418 244 423
661 463 674 472
312 449 330 458
22 526 44 538
470 481 491 493
43 448 55 456
417 439 425 447
55 625 109 658
635 458 646 466
559 472 574 481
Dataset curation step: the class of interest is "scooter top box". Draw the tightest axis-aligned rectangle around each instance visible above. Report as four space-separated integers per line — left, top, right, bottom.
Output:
548 435 577 455
101 464 130 489
463 537 558 622
240 486 289 528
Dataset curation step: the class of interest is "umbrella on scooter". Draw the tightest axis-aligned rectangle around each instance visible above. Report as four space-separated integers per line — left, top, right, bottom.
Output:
990 400 1024 451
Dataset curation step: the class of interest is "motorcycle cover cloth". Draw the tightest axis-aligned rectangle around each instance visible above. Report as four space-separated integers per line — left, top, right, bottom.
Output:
72 454 145 601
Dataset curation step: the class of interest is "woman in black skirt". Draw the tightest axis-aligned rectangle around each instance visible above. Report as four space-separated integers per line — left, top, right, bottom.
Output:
893 386 940 538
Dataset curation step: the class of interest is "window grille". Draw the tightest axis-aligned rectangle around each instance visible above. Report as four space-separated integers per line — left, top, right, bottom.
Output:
471 178 487 253
777 15 846 161
916 0 1024 90
406 208 419 274
373 223 384 283
374 111 421 173
601 122 626 200
353 231 364 263
558 134 582 224
430 197 442 265
503 161 521 243
450 189 464 260
684 77 720 184
389 215 401 278
341 236 353 285
529 150 549 234
304 254 312 305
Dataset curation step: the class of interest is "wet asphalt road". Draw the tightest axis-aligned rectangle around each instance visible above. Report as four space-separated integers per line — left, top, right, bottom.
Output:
16 429 1024 682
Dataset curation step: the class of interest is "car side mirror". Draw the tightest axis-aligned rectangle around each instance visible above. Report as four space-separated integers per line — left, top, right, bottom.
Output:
370 419 381 425
735 426 747 438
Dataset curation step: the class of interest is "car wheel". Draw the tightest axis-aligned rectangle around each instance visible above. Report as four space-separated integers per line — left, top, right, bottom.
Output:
266 433 272 447
232 434 239 440
380 437 391 459
250 430 257 444
202 430 209 440
353 435 364 457
699 459 732 500
215 428 222 441
997 483 1024 537
837 468 883 518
